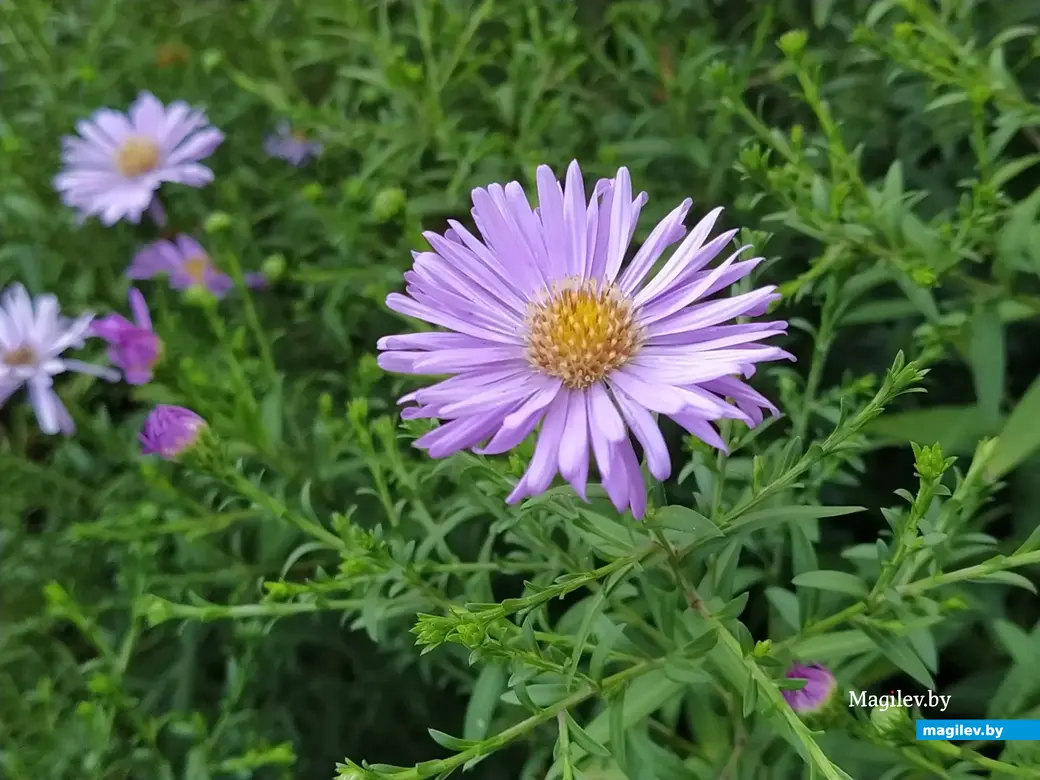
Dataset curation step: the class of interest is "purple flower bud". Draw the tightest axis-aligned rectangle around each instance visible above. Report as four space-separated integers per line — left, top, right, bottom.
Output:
782 663 836 714
90 288 162 385
139 405 207 459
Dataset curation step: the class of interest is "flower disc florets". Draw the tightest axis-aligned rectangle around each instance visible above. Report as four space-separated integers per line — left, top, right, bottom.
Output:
526 279 642 389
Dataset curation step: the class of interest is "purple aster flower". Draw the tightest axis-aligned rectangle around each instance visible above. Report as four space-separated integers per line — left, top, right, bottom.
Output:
0 284 119 435
90 288 162 385
782 664 837 714
54 91 224 225
377 160 791 518
127 235 233 298
139 404 207 459
264 121 322 167
127 235 266 298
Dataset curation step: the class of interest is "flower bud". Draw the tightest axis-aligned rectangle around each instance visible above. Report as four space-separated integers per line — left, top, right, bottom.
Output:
782 663 837 716
139 405 208 460
870 703 913 743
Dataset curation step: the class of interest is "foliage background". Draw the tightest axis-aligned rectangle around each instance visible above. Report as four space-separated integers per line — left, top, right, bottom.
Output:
3 0 1040 778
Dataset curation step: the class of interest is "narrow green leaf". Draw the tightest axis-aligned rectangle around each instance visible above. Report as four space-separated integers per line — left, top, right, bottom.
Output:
734 505 865 534
765 587 802 631
988 372 1040 478
969 304 1006 427
969 570 1037 594
608 686 628 770
564 591 607 687
742 671 758 717
861 626 936 688
1015 523 1040 555
563 713 610 758
867 405 999 454
681 628 720 657
463 664 507 741
427 729 479 751
589 622 623 682
650 505 724 540
578 671 682 765
663 658 711 684
500 683 568 708
791 570 869 598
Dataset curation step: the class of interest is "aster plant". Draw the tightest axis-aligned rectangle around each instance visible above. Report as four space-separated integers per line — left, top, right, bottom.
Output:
377 160 791 517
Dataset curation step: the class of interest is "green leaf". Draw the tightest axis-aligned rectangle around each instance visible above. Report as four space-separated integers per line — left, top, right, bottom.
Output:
463 664 507 741
791 570 869 598
811 0 836 27
565 590 607 687
969 570 1037 594
733 505 865 534
577 671 683 765
861 626 936 688
765 587 802 631
795 630 875 661
500 683 568 707
427 729 479 751
991 619 1035 665
650 505 724 540
589 622 623 682
260 375 285 445
608 686 628 770
867 405 1000 455
681 628 720 657
991 153 1040 189
988 372 1040 479
564 713 610 757
663 658 711 684
969 304 1005 427
742 670 758 717
574 509 645 557
1015 522 1040 555
925 91 969 112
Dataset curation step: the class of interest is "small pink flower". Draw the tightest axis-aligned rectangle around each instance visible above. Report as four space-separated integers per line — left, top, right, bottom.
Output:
90 288 162 385
140 404 207 459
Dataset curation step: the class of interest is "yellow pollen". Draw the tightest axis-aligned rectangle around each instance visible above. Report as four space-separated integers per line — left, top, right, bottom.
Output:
2 344 37 367
183 255 210 281
525 279 642 390
115 136 161 177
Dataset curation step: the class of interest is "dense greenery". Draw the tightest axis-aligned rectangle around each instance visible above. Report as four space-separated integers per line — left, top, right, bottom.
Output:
3 0 1040 778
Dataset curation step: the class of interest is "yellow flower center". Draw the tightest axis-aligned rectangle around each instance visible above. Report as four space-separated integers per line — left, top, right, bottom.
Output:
525 279 641 390
2 344 37 367
182 256 211 282
115 136 161 177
